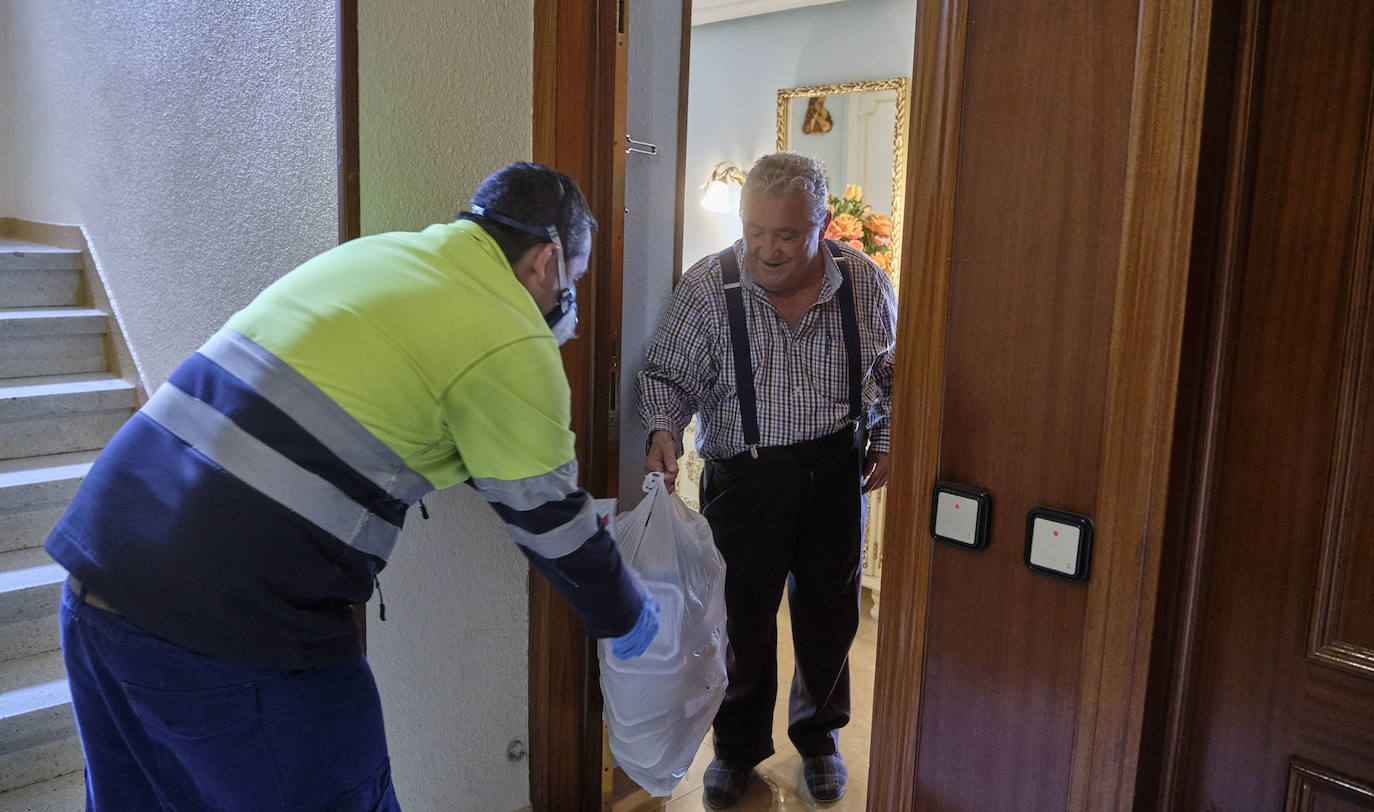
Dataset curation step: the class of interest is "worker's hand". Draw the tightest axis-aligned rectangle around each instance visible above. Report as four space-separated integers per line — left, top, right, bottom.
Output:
862 450 891 494
611 596 660 659
644 431 679 493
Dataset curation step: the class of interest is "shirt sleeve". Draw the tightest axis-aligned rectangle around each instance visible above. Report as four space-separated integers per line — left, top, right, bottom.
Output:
636 267 717 456
444 336 643 638
867 269 899 454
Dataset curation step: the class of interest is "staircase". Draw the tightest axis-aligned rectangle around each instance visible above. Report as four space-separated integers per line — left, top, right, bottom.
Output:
0 236 136 809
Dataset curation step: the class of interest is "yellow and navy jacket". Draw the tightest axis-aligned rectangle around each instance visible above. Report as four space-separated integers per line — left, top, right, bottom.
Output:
45 220 643 668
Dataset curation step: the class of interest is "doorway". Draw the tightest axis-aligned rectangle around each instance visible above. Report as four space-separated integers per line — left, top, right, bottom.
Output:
607 1 916 809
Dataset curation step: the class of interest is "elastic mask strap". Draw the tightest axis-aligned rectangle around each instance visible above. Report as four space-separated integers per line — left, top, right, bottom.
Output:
468 205 570 291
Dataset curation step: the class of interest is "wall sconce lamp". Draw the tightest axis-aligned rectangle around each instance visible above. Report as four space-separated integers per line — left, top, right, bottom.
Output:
700 162 745 213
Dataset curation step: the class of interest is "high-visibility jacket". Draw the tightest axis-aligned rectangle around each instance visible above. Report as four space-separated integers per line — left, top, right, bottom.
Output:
45 220 643 667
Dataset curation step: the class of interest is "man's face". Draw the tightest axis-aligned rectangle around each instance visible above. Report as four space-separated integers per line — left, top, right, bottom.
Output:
741 191 830 295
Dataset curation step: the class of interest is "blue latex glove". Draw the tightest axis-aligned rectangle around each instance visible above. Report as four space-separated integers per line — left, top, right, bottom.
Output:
611 596 660 659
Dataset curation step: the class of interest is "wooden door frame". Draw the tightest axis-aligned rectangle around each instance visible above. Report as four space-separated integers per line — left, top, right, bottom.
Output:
1146 0 1261 805
867 0 1215 808
337 0 364 649
530 0 628 809
335 0 626 804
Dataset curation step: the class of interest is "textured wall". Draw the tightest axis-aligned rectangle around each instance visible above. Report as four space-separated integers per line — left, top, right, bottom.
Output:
358 1 534 810
0 0 338 388
683 0 917 265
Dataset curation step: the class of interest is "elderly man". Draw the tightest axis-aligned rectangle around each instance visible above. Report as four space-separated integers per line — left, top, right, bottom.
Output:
639 152 896 807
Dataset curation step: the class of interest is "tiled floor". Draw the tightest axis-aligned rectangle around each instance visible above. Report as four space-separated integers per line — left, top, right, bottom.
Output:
614 589 879 811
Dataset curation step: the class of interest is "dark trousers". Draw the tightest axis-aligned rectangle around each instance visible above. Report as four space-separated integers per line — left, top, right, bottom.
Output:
700 428 865 766
59 583 400 811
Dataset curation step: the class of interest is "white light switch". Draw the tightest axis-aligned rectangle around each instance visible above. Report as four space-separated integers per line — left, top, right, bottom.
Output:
1024 507 1093 582
934 491 979 546
931 482 990 550
1028 517 1082 576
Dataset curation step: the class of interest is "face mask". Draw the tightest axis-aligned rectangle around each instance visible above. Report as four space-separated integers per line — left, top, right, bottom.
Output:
469 204 578 344
545 290 578 345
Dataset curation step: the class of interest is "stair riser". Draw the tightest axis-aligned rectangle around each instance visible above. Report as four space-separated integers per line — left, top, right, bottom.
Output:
0 584 60 663
0 387 133 423
0 508 65 556
0 271 80 308
0 253 81 272
0 705 81 794
0 337 105 380
0 413 129 460
0 477 82 555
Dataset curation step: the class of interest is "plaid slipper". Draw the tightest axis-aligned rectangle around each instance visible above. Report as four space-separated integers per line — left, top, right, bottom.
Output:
803 753 848 802
703 759 751 809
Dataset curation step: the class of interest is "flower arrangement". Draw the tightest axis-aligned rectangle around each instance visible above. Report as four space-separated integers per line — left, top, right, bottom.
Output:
825 184 894 273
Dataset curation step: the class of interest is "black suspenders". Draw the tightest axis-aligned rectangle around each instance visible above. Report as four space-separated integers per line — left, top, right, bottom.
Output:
716 240 863 458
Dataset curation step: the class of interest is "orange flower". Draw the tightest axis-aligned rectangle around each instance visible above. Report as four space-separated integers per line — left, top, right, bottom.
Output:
871 251 892 272
848 239 864 251
868 213 894 239
826 213 864 241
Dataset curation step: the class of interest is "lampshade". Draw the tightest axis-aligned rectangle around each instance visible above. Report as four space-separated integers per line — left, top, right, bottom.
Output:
700 180 734 213
699 161 746 214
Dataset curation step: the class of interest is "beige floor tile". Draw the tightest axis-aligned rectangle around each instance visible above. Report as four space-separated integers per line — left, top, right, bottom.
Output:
663 589 879 810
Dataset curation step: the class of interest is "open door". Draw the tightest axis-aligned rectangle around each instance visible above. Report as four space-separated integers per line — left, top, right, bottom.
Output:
1158 1 1374 806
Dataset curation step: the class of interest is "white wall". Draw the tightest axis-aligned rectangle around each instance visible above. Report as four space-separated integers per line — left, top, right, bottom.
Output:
0 9 13 216
0 0 338 387
682 0 917 265
620 1 686 507
358 2 535 810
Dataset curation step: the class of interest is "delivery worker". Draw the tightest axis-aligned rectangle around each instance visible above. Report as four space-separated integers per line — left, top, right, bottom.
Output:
44 162 658 810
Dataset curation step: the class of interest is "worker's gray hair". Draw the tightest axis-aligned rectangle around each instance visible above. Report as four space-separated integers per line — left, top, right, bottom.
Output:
742 152 830 226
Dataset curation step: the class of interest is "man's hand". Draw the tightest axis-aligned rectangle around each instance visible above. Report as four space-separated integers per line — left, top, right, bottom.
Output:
645 431 680 493
862 450 890 494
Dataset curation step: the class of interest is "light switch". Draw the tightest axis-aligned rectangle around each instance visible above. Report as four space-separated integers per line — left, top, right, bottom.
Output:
931 482 991 550
1024 508 1093 582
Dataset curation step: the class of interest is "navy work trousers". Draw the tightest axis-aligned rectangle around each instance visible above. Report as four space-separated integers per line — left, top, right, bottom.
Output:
59 583 400 811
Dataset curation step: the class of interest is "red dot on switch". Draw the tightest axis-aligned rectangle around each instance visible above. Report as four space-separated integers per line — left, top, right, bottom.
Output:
1053 531 1060 536
955 503 961 509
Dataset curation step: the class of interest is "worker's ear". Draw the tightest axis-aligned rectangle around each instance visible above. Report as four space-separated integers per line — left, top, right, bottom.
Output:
513 242 559 288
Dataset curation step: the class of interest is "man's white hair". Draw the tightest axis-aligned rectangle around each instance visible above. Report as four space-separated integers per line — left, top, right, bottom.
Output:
742 152 830 226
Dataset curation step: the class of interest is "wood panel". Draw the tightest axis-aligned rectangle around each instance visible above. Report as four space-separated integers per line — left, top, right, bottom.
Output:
1287 760 1374 812
1311 71 1374 675
913 0 1137 806
1176 1 1374 807
530 0 626 809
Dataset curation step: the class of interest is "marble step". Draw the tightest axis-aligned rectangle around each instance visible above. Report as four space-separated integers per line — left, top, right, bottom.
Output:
0 650 80 794
0 242 81 309
0 452 97 556
0 374 133 459
0 308 107 380
0 547 64 664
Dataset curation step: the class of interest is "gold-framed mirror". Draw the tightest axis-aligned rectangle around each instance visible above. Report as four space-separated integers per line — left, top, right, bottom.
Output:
777 77 910 285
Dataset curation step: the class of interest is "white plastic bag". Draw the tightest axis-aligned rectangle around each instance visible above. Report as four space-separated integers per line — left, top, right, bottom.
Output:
599 472 728 796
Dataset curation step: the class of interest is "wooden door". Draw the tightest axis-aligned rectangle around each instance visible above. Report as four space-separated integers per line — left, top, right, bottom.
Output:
1170 1 1374 807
